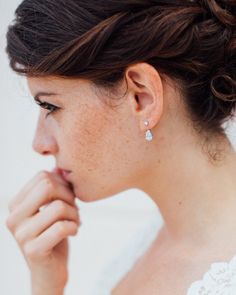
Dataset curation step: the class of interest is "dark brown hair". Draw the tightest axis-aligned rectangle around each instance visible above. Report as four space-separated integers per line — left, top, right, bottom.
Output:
5 0 236 136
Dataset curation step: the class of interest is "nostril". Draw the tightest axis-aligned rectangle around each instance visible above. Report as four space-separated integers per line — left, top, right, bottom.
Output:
42 151 51 155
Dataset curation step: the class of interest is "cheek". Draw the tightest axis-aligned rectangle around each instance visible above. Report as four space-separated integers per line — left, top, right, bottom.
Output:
62 105 114 173
60 103 144 199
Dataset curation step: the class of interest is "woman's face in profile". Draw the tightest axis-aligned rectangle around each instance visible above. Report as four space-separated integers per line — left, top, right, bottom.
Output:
27 76 147 202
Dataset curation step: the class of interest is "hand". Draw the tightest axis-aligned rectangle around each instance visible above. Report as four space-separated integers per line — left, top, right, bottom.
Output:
5 168 81 294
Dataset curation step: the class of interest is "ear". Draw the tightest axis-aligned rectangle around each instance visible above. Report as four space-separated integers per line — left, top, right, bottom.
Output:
125 62 164 131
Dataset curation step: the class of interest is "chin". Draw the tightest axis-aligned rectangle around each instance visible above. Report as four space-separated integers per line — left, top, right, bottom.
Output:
74 191 99 202
74 183 128 203
72 173 132 202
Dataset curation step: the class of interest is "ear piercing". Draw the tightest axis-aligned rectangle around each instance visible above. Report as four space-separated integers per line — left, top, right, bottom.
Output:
144 120 153 141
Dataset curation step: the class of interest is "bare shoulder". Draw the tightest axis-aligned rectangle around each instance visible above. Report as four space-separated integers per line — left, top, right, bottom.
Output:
110 245 150 295
110 245 155 295
111 283 125 295
111 223 236 295
110 270 134 295
111 280 125 295
111 226 167 295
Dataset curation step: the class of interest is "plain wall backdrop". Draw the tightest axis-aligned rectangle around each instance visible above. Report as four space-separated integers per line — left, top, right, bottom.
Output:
1 1 236 295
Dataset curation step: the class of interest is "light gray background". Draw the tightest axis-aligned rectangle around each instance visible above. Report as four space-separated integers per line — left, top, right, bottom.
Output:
1 1 235 295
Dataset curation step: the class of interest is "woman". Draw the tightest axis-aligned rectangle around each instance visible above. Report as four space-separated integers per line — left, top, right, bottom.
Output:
5 0 236 294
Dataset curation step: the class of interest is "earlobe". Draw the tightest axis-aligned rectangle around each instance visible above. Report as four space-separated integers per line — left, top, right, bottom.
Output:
125 62 164 132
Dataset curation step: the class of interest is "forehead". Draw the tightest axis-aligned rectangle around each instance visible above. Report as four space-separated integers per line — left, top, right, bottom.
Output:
27 76 91 96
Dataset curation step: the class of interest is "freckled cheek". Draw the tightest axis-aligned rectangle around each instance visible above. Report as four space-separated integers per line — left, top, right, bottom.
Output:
63 114 110 171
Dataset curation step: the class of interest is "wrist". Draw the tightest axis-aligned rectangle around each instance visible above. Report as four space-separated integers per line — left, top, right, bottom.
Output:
31 285 65 295
31 280 66 295
30 272 67 295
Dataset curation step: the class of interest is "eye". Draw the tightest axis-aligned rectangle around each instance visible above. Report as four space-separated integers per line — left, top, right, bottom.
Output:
35 100 60 118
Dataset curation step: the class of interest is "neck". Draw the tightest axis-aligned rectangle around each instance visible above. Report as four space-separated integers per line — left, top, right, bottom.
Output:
140 133 236 245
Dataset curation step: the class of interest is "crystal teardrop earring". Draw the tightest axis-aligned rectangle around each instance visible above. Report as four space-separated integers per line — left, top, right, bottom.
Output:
144 120 153 141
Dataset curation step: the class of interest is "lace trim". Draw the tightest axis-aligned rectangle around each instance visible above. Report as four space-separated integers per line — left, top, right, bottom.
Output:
187 254 236 295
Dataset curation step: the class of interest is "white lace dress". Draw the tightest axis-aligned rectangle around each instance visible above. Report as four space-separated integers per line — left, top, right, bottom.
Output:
187 255 236 295
91 215 236 295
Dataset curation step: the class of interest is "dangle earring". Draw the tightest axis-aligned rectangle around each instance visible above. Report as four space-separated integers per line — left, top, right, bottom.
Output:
144 119 153 141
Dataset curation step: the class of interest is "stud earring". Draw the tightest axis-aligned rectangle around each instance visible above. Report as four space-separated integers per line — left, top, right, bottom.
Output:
144 120 153 141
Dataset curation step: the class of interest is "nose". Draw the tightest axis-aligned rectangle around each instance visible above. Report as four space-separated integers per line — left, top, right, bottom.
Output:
32 119 58 156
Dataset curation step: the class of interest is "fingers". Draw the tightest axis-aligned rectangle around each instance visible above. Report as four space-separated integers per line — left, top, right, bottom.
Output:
14 200 80 245
5 169 82 276
24 221 78 260
6 175 76 232
8 171 48 212
8 170 71 213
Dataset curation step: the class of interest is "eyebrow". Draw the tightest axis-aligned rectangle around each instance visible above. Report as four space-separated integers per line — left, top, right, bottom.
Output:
34 92 58 103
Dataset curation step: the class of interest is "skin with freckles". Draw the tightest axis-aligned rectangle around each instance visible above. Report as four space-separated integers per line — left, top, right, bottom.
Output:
28 64 163 202
27 63 236 295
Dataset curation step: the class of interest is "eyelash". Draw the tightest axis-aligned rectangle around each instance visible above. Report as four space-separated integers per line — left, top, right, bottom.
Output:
36 101 60 118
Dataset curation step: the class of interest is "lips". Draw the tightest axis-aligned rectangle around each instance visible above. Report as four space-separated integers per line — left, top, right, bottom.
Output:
61 170 71 181
54 167 72 182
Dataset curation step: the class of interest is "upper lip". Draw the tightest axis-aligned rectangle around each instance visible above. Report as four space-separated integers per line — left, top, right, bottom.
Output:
56 166 71 173
58 167 71 173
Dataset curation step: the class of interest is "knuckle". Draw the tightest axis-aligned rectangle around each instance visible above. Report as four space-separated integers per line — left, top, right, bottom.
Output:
53 200 67 214
24 242 36 259
5 215 15 231
42 177 56 194
55 221 67 236
71 224 78 236
15 229 25 244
